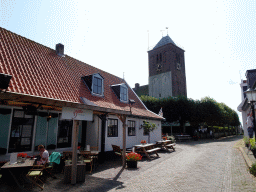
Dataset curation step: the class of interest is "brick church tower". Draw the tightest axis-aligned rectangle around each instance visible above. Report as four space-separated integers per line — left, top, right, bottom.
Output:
148 35 187 98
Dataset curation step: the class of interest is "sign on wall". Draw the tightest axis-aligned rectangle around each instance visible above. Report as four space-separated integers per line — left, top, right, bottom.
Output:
61 107 93 121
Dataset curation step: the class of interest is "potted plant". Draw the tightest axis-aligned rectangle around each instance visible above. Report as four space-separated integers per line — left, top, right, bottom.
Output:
141 140 146 145
167 135 176 143
17 152 27 163
126 152 142 168
142 121 157 143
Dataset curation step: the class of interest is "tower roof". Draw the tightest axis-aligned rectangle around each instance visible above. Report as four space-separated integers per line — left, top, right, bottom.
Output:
153 35 176 49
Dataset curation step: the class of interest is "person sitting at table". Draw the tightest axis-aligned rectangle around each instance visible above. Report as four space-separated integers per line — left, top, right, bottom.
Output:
36 144 49 165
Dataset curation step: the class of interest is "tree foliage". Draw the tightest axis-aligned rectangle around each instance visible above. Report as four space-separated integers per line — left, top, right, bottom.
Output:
140 95 241 128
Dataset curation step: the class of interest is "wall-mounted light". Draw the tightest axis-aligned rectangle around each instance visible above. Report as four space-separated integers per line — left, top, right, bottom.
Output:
47 112 52 121
129 99 135 112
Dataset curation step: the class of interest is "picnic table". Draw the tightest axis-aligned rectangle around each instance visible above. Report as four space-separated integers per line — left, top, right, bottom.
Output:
176 135 192 141
156 140 176 151
1 159 35 190
134 143 161 160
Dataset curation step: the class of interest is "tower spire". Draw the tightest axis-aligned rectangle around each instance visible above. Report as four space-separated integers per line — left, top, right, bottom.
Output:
166 27 169 36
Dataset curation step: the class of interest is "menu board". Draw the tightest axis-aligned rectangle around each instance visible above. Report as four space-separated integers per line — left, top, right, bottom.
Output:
14 110 24 118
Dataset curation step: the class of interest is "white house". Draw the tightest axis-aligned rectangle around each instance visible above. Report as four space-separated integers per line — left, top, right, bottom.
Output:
0 27 163 164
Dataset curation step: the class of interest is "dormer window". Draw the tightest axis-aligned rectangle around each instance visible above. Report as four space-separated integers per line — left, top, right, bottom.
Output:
81 73 104 96
93 76 102 95
111 83 128 102
120 86 128 101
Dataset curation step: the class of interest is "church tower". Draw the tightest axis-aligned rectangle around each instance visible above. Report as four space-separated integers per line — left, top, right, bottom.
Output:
148 35 187 98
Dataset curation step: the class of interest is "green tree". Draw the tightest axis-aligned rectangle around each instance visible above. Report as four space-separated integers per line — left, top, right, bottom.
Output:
140 95 241 134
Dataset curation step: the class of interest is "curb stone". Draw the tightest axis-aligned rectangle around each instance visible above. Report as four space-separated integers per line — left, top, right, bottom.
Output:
239 146 253 168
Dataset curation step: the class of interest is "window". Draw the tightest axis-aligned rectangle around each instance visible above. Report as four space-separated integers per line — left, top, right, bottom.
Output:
175 53 180 63
9 109 35 152
120 86 128 101
82 73 104 96
128 120 135 136
111 83 128 102
57 115 73 148
93 77 102 95
108 119 118 137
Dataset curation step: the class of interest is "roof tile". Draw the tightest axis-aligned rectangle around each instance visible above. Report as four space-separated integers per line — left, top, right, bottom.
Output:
0 27 162 120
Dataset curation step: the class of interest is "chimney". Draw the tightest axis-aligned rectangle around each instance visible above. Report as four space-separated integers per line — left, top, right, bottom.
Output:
56 43 64 56
135 83 140 90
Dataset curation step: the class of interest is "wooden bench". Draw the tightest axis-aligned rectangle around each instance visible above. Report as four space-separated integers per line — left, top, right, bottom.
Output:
146 147 161 153
135 144 160 160
176 135 192 141
166 143 176 151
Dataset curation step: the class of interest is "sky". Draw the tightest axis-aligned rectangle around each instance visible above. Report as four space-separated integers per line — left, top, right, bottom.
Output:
1 0 255 125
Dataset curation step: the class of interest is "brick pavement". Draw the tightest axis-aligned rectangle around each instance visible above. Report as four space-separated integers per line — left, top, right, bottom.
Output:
2 135 256 192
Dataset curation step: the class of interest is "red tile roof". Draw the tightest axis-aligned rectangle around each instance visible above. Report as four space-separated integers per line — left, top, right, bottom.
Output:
0 27 162 120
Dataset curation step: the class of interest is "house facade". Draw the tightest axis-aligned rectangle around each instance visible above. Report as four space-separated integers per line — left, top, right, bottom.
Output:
237 69 256 137
0 27 163 161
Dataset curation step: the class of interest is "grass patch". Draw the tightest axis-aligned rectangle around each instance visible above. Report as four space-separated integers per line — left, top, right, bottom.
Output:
233 139 244 148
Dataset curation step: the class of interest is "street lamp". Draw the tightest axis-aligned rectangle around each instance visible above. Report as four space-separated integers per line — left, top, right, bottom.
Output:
245 88 256 136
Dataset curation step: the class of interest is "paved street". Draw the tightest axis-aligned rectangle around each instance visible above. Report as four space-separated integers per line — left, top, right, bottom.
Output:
105 135 256 192
106 135 256 192
2 135 256 192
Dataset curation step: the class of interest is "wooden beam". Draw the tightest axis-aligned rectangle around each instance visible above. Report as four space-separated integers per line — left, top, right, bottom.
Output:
0 92 131 115
71 120 79 185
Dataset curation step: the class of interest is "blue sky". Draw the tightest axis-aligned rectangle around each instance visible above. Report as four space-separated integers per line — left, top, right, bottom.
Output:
1 0 255 125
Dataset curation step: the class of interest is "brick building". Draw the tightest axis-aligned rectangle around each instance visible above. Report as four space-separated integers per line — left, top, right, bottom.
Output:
134 35 187 98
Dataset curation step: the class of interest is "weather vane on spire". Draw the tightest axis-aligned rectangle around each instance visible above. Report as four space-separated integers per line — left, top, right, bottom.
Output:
166 27 169 35
160 30 164 37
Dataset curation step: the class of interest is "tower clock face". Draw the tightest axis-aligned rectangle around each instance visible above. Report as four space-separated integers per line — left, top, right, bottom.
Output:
157 64 162 72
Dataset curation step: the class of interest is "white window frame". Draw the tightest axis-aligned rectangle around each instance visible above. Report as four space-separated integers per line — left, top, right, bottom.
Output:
128 120 136 136
92 73 104 96
120 84 128 102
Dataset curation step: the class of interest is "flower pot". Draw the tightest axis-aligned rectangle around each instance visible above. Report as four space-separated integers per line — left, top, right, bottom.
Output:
17 157 22 163
127 161 137 168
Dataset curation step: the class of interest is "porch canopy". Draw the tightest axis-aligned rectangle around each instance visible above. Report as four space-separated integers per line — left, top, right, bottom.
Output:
0 91 131 184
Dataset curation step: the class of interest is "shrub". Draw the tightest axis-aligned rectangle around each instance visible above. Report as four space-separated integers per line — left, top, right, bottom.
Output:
250 138 255 145
244 136 249 145
250 138 256 150
167 135 176 143
250 163 256 176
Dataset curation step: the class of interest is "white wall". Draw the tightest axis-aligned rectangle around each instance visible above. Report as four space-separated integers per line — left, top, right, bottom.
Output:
242 110 248 137
86 115 101 149
104 115 162 151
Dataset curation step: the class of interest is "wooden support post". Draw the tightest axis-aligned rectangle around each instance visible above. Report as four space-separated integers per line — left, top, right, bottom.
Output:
71 120 79 185
116 114 127 168
122 118 126 167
